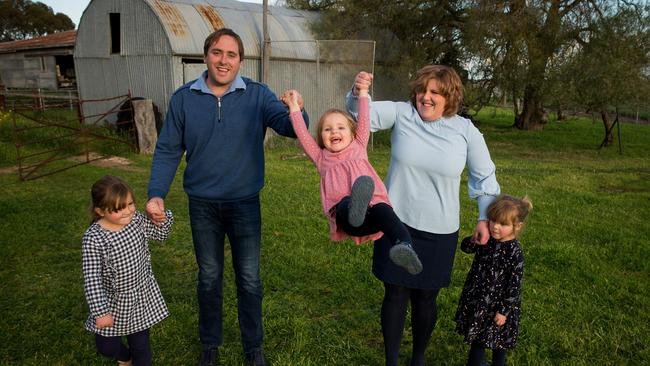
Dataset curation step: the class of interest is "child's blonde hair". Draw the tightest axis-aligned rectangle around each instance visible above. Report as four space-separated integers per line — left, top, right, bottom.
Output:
487 195 533 231
89 175 135 223
316 109 357 148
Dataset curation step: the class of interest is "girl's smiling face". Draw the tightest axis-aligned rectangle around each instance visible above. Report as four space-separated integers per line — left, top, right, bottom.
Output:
320 113 354 153
415 78 447 121
95 193 136 231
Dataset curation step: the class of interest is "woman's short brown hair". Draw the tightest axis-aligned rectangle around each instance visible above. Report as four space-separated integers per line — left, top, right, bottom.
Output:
409 65 464 117
316 109 357 149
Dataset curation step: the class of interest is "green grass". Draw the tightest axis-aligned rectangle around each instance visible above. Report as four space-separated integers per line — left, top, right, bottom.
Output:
0 108 649 365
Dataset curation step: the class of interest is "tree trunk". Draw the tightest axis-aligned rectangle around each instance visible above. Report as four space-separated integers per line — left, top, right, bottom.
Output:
600 109 614 147
515 85 546 130
511 87 519 118
557 106 565 121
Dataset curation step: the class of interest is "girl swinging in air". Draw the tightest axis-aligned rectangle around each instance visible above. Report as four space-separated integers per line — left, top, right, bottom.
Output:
281 83 422 275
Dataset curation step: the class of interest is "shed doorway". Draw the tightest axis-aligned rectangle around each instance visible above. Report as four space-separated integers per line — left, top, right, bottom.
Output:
54 55 75 88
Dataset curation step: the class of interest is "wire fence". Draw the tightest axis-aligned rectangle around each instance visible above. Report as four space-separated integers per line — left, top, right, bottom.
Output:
0 86 79 111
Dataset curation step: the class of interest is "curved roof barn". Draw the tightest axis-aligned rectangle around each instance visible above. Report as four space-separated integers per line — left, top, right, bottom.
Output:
75 0 318 60
74 0 373 129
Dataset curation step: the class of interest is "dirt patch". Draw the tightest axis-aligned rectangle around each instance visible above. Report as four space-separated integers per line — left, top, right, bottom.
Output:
69 153 146 172
68 153 129 167
0 153 145 176
0 165 18 175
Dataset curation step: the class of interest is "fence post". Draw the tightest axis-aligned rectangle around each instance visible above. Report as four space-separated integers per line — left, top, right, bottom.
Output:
33 88 44 110
76 95 89 162
132 99 157 154
11 107 24 180
0 84 5 110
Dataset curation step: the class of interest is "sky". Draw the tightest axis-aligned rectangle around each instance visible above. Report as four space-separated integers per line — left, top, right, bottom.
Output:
37 0 273 28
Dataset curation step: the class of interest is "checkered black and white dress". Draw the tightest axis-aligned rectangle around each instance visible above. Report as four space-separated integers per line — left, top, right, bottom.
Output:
82 210 173 337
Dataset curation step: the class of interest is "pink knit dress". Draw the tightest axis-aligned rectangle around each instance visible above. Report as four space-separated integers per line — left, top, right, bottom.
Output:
289 97 390 244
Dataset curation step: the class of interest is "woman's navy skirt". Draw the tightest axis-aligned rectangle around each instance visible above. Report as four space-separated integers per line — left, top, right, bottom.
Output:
372 224 459 289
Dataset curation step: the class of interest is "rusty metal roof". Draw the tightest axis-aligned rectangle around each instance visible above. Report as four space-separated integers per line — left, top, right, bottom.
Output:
0 30 76 53
144 0 319 59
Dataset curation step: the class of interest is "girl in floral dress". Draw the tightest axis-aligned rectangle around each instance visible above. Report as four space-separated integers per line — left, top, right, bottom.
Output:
455 195 532 366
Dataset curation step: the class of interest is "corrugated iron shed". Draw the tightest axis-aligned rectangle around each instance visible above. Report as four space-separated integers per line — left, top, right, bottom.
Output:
74 0 374 128
146 0 317 59
0 30 76 54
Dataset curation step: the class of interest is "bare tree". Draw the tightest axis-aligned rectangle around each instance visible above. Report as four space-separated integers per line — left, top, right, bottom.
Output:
285 0 649 135
463 1 612 130
569 5 650 146
284 0 467 100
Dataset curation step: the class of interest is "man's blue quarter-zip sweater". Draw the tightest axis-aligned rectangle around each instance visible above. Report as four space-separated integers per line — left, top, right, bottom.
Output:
148 73 309 201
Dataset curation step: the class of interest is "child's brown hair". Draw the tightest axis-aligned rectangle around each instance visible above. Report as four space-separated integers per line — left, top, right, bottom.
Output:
487 195 533 232
316 109 357 149
89 175 135 223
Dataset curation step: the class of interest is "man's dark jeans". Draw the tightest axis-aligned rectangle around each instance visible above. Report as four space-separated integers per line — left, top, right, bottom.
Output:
188 195 263 354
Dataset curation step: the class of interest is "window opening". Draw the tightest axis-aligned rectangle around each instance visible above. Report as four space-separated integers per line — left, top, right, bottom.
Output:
110 13 121 54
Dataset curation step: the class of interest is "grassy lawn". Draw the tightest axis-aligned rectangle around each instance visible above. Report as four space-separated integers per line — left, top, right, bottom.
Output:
0 108 648 365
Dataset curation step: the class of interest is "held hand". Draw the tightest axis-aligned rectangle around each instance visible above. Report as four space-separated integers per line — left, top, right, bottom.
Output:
471 220 490 245
95 313 114 329
295 90 304 110
353 72 373 96
494 312 507 327
280 89 302 112
145 197 166 226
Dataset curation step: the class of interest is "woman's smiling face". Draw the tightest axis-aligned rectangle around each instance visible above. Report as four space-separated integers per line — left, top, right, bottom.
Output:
415 78 447 121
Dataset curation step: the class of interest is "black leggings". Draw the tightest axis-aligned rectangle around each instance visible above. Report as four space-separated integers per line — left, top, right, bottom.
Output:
95 329 151 366
335 199 412 245
467 341 506 366
381 282 440 366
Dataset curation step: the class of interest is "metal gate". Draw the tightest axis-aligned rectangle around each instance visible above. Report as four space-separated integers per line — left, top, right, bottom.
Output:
1 87 138 181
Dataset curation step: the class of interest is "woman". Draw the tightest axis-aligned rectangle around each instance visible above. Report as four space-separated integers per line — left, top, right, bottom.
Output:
345 65 500 366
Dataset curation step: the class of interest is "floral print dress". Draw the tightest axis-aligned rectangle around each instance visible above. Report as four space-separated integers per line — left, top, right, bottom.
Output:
455 236 524 349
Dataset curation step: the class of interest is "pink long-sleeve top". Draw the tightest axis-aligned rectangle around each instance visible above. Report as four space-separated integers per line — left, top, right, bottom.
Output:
289 96 390 244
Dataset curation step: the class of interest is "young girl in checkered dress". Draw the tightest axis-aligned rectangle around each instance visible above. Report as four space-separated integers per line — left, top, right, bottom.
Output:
82 175 173 366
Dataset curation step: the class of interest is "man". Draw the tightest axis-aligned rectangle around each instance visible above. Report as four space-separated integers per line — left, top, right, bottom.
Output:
146 28 308 366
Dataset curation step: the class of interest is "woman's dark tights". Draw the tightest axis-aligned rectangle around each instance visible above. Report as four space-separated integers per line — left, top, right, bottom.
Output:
381 282 440 366
467 341 506 366
95 328 151 366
